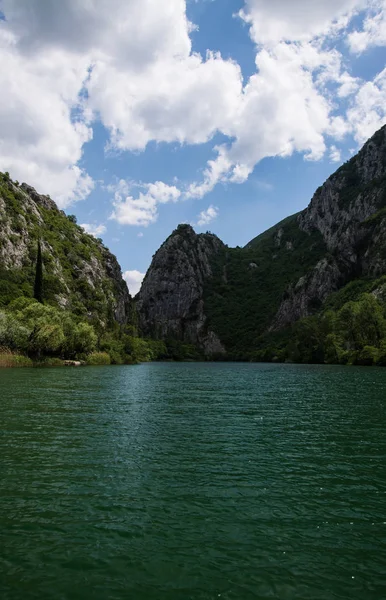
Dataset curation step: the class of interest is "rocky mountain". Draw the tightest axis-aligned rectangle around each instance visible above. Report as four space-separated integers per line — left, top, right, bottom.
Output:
0 173 133 328
137 224 226 356
137 125 386 358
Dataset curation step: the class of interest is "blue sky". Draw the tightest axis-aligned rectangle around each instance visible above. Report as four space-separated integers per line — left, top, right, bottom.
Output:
0 0 385 293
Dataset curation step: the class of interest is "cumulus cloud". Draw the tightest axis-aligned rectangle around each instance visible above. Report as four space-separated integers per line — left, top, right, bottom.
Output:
110 180 181 226
196 205 219 227
186 41 348 195
123 270 146 296
1 0 192 65
329 146 342 162
0 27 93 207
81 223 107 237
88 51 242 152
346 67 386 142
239 0 364 44
0 0 385 217
348 1 386 53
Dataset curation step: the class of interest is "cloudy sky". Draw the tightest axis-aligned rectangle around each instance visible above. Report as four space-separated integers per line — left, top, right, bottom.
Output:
0 0 385 295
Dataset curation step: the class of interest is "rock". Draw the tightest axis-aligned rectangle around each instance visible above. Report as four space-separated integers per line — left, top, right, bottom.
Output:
270 124 386 329
137 224 226 356
0 175 134 327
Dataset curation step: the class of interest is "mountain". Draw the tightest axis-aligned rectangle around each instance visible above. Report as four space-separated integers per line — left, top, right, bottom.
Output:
137 125 386 359
0 173 133 327
137 224 226 356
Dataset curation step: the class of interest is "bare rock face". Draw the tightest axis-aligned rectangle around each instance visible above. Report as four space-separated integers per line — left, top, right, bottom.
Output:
299 125 386 258
270 257 344 330
137 224 226 356
270 125 386 329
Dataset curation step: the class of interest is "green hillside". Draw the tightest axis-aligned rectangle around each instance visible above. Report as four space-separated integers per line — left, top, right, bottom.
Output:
204 215 326 357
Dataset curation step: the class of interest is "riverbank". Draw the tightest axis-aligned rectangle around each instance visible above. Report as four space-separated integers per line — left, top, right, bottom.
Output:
2 350 386 369
0 351 33 368
0 350 122 368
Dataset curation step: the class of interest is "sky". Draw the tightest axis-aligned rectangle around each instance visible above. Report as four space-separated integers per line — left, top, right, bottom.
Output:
0 0 385 295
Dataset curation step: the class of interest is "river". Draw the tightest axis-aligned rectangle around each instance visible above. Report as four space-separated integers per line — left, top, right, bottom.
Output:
1 363 385 599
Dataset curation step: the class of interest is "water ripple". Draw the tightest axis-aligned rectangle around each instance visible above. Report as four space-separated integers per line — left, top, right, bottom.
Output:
1 363 385 600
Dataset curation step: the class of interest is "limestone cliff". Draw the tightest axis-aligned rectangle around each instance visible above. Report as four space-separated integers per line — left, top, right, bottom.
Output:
138 125 386 357
271 125 386 329
137 224 226 356
0 173 133 327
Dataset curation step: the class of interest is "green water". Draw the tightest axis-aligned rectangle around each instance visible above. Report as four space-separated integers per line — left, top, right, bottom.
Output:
1 363 386 600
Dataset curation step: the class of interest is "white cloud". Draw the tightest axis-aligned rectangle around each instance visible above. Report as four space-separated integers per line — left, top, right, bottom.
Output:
87 50 242 152
0 0 385 218
329 145 342 162
1 0 192 65
0 27 93 207
0 0 242 206
239 0 363 44
346 67 386 142
123 270 145 296
110 179 181 226
186 40 347 195
196 205 219 227
186 146 232 199
81 223 107 237
348 1 386 53
137 232 144 238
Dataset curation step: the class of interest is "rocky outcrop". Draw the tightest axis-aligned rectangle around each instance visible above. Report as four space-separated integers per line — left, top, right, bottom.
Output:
137 224 226 356
270 125 386 329
299 125 386 257
270 257 344 330
0 174 133 326
137 126 386 352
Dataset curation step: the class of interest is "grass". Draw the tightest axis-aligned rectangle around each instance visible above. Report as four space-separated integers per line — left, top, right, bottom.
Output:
0 348 33 368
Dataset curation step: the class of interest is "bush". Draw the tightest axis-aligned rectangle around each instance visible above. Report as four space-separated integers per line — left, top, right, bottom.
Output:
0 349 33 368
86 352 111 365
0 311 30 351
354 346 379 366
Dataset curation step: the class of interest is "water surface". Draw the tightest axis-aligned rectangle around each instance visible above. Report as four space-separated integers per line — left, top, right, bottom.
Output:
1 363 386 599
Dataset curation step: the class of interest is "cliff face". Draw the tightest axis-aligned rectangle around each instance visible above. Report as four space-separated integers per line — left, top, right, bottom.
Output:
271 125 386 329
138 125 386 356
137 224 226 356
0 174 133 326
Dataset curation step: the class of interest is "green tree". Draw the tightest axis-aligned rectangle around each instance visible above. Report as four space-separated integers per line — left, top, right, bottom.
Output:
0 311 30 351
33 238 44 304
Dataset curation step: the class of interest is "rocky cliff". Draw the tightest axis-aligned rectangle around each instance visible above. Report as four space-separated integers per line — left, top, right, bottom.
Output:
137 224 226 356
138 125 386 357
0 173 133 327
272 124 386 329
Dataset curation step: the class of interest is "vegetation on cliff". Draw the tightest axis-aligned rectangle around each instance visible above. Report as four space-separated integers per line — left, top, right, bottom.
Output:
2 125 386 367
203 215 326 356
0 172 163 366
0 172 132 325
138 125 386 365
252 278 386 366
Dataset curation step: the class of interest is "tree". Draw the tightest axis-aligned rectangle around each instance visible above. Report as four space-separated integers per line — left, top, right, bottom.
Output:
33 239 44 304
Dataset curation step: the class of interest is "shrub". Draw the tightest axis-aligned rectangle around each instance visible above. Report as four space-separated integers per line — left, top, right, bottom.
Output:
86 352 111 365
0 348 33 368
0 311 30 351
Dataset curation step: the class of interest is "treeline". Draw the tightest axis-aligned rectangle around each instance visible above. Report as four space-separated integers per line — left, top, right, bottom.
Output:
252 291 386 366
0 298 202 366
